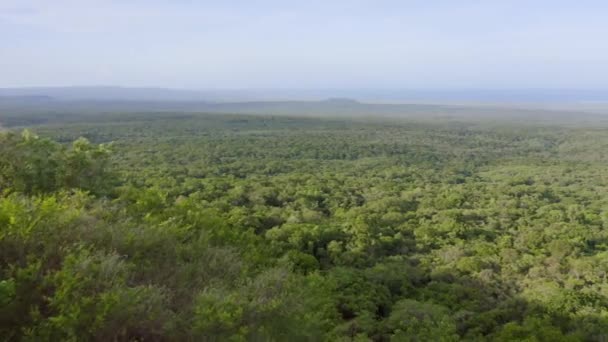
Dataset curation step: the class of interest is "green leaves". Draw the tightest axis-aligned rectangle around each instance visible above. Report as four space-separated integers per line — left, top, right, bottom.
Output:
193 268 324 341
3 115 608 340
386 299 458 341
0 131 116 196
29 248 174 341
0 279 15 307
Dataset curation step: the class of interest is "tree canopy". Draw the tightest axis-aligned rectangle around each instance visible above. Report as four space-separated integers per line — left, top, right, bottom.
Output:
2 113 608 340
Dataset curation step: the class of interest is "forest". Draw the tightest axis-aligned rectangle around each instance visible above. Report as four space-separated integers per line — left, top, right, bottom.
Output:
2 112 608 341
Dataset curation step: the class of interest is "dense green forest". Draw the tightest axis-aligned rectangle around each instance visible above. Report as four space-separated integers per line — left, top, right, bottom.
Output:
2 112 608 341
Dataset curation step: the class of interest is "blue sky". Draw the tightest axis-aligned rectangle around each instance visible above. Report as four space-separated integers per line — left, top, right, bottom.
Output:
1 0 607 89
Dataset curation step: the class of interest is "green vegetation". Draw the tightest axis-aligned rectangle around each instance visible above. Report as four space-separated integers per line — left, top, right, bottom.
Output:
2 112 608 340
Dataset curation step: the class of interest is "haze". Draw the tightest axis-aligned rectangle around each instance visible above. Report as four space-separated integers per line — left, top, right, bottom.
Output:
1 0 608 90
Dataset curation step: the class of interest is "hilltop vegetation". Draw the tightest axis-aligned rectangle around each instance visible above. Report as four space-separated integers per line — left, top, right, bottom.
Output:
2 113 608 340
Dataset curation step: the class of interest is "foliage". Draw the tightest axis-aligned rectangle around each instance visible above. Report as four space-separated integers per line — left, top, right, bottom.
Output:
0 130 115 195
2 113 608 340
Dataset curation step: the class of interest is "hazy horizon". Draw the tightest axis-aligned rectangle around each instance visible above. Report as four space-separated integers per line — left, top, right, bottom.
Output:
2 86 608 105
2 1 608 89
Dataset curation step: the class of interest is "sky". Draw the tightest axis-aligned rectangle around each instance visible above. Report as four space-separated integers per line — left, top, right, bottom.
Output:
1 0 608 89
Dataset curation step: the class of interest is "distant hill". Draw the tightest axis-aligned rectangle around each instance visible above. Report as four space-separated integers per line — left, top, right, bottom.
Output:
0 98 605 128
0 86 207 102
1 86 607 127
0 95 54 102
2 86 608 103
